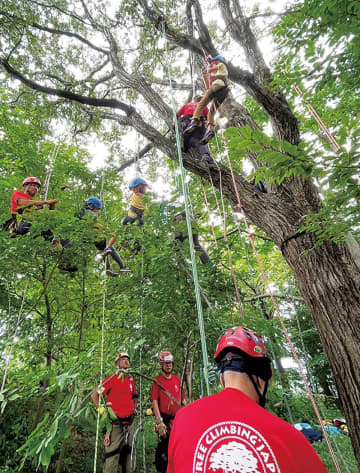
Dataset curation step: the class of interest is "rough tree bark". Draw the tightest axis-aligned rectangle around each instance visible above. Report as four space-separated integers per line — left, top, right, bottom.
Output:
1 0 360 465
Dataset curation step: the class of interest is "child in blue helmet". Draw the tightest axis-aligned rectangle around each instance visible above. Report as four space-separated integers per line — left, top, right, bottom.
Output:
122 177 148 227
84 197 128 276
184 55 229 144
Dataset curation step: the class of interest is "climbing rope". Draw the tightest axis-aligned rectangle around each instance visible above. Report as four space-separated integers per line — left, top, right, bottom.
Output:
292 84 340 152
42 143 60 200
93 171 108 473
219 128 342 473
163 29 211 395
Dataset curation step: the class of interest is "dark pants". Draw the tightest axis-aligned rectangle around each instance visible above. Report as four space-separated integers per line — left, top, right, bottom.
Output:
122 214 144 227
175 233 210 264
155 436 169 473
180 117 212 161
95 238 126 270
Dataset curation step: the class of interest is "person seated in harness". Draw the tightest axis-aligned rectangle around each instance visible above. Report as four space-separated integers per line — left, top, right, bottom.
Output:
174 212 210 264
83 197 128 276
91 352 138 473
122 177 148 227
176 97 213 163
184 55 229 144
8 176 58 235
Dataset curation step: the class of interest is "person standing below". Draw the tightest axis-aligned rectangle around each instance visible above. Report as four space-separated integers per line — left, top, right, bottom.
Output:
184 55 229 144
9 176 58 235
167 327 329 473
150 351 185 473
176 97 213 163
91 352 138 473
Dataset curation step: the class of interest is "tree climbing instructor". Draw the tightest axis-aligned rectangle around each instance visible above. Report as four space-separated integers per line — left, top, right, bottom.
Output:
91 352 138 473
150 351 185 473
166 327 329 473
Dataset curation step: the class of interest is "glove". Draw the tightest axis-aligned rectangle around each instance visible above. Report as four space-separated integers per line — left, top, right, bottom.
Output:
155 418 167 438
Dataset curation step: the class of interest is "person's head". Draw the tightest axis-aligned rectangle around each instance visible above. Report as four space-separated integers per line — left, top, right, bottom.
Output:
115 352 130 369
209 55 227 66
22 177 41 197
129 177 148 196
174 212 186 223
214 327 272 407
193 95 203 103
159 351 174 376
86 196 103 212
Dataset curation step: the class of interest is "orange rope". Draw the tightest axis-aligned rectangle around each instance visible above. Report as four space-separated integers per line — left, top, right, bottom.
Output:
293 85 340 152
206 169 244 319
221 129 342 473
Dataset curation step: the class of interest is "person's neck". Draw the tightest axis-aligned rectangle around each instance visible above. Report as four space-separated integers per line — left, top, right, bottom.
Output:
223 372 260 404
162 372 172 379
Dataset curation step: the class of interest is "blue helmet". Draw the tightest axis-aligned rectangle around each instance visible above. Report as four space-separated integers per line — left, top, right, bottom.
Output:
129 177 148 189
210 55 227 65
86 196 103 209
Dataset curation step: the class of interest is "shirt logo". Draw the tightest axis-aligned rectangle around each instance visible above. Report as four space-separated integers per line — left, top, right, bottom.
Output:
193 421 280 473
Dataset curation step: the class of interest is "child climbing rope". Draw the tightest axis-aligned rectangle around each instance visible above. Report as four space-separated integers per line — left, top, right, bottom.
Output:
184 55 229 144
122 177 148 227
82 197 128 276
174 212 210 264
176 96 213 163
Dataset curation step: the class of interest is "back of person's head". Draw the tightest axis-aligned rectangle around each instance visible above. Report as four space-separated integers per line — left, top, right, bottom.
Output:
214 327 272 406
193 95 203 102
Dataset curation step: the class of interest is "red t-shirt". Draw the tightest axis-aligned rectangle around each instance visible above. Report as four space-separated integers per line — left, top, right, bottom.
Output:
102 374 137 419
150 373 184 418
177 102 209 118
11 190 30 213
167 388 328 473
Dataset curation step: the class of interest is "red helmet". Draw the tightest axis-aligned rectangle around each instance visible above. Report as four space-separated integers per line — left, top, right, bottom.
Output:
214 327 269 363
23 177 41 187
115 352 130 364
158 351 174 363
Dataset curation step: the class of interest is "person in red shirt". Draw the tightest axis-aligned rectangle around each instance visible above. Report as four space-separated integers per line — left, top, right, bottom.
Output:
167 327 329 473
9 177 58 235
176 97 213 163
91 352 138 473
150 351 185 473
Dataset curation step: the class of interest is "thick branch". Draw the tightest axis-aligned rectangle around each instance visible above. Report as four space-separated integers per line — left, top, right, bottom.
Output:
0 58 133 115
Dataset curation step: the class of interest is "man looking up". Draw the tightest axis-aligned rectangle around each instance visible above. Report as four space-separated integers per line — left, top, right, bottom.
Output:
167 327 328 473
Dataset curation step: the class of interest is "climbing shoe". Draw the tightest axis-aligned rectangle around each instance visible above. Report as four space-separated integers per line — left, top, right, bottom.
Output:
184 119 200 134
200 129 215 144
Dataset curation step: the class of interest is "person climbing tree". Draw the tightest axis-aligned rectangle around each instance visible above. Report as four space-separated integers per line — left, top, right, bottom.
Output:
8 176 58 235
122 177 148 226
91 352 138 473
174 212 210 264
82 196 128 276
150 351 185 473
167 327 329 473
184 55 229 144
176 96 213 163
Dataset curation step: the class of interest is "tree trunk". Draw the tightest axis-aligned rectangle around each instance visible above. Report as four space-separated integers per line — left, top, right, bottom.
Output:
281 233 360 465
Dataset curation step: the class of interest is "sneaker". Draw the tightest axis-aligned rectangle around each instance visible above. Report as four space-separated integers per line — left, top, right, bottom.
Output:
106 269 119 277
200 130 215 144
51 237 63 250
184 119 200 135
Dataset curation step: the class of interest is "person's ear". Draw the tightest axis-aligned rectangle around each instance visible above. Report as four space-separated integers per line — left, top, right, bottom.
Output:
220 373 224 387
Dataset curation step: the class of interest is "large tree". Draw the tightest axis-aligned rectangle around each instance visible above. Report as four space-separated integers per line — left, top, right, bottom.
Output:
1 0 360 466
